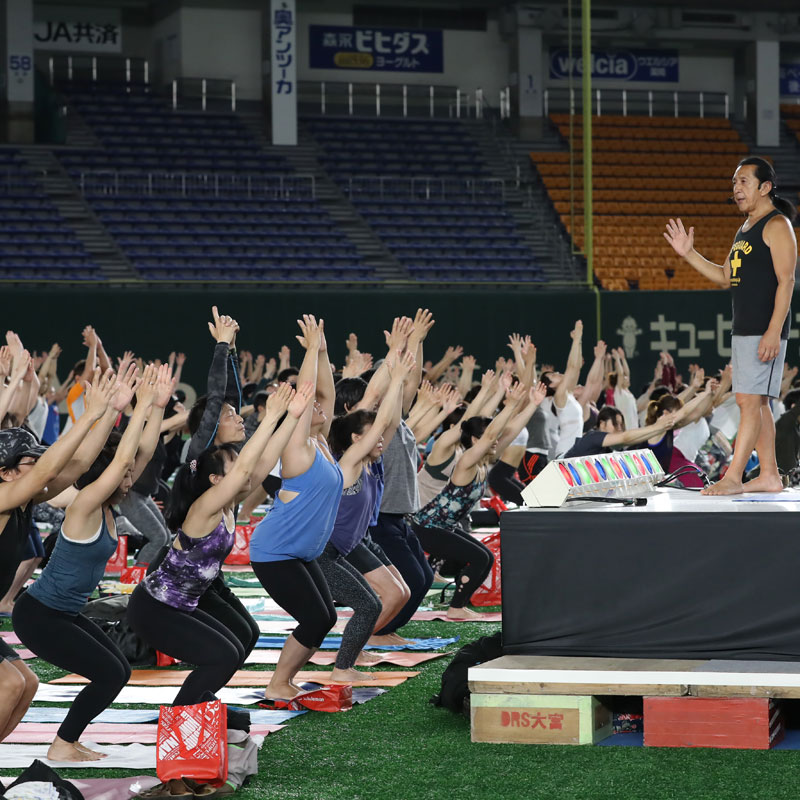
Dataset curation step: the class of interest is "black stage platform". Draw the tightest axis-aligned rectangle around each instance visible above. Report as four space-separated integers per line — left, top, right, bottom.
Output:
501 488 800 662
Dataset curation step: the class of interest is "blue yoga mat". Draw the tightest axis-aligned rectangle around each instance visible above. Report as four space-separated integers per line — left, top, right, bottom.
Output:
256 634 459 651
22 705 305 726
597 730 800 750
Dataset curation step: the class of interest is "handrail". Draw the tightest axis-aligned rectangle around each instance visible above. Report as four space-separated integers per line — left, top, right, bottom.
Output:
345 174 506 201
49 55 149 87
171 77 237 112
77 170 316 199
543 87 730 119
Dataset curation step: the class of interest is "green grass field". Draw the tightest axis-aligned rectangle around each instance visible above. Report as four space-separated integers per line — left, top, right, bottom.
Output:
9 615 800 800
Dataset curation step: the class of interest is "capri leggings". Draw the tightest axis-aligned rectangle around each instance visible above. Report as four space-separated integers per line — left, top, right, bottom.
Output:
251 558 337 649
126 584 245 707
13 591 131 743
316 544 381 669
411 522 493 608
487 460 525 506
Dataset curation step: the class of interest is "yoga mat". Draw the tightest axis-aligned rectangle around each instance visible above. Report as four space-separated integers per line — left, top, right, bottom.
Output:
35 685 280 706
4 723 283 744
0 632 21 645
22 705 305 726
256 619 296 633
52 669 420 688
245 649 451 667
409 610 502 622
11 648 35 660
0 742 157 769
256 634 459 651
1 775 162 800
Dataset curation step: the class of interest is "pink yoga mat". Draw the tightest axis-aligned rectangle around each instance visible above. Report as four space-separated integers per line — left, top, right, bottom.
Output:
4 722 283 744
0 632 21 645
254 609 503 623
246 650 450 667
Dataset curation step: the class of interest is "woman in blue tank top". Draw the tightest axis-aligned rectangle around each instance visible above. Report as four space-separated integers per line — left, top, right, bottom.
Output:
126 381 310 734
250 316 347 703
316 351 414 683
13 364 169 763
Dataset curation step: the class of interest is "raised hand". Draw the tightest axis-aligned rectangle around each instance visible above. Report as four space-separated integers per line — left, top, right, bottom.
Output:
531 381 547 405
288 380 314 419
207 306 239 345
81 325 97 348
384 317 414 351
691 367 706 389
495 356 508 372
118 350 135 373
295 315 322 351
135 364 159 406
346 333 358 353
84 368 118 418
594 340 607 359
0 346 10 378
176 352 186 366
168 351 176 368
397 349 417 377
481 369 496 389
508 380 528 406
266 357 277 376
499 370 514 393
255 353 266 368
507 333 523 355
659 410 680 430
153 364 177 409
11 349 31 382
663 218 695 258
49 342 62 359
266 382 295 419
570 320 583 340
408 308 435 345
113 362 140 412
5 331 23 360
445 345 464 362
461 355 476 371
441 386 463 415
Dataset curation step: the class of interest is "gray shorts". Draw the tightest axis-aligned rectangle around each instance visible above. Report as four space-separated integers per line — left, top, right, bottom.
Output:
731 335 787 398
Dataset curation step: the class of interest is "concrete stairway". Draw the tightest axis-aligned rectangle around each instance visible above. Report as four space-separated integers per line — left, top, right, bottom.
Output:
464 117 584 285
16 146 136 282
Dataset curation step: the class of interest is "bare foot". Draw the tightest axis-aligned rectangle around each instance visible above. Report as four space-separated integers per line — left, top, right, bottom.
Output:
264 682 301 701
446 607 484 620
367 634 399 647
700 476 744 496
357 649 383 664
74 741 108 759
387 632 412 644
433 572 447 583
330 667 374 683
0 603 13 614
742 474 784 494
47 737 106 762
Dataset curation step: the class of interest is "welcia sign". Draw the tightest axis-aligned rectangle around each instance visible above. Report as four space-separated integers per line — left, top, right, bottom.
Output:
549 48 679 82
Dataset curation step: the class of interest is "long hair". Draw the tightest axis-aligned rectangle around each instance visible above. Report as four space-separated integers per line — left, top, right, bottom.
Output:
645 395 682 426
328 410 377 457
459 416 491 450
737 156 798 222
334 377 368 415
165 444 239 531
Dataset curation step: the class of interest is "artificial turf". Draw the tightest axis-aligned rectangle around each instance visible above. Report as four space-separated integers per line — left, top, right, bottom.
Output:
8 616 800 799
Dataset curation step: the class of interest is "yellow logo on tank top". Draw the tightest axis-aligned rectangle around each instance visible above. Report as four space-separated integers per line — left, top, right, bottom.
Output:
729 239 752 287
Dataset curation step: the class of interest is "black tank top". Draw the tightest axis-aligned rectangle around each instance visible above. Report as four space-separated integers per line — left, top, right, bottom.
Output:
0 503 34 598
729 209 790 339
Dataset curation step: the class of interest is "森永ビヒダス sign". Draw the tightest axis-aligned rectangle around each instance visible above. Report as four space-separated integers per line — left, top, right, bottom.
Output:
309 25 443 73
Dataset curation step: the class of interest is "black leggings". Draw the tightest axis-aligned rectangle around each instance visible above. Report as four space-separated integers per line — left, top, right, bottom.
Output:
199 576 260 659
13 591 131 742
251 558 336 649
488 460 525 505
411 522 493 608
126 585 245 706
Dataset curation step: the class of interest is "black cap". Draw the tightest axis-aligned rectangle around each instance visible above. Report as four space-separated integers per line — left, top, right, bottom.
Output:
0 428 48 469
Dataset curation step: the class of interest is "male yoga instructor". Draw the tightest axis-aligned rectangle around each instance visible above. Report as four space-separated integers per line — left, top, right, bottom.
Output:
663 156 797 495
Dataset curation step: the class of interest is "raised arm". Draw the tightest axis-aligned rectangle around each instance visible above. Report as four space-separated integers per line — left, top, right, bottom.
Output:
408 384 460 446
457 355 476 398
455 382 528 475
0 350 29 427
664 218 729 287
602 411 679 448
313 323 335 438
426 345 463 384
0 369 118 513
495 382 547 452
580 340 607 410
357 317 413 412
480 370 512 417
403 308 434 413
555 320 583 409
338 353 414 485
130 365 174 483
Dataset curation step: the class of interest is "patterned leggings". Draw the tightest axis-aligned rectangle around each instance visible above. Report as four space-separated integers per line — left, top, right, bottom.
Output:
316 544 382 669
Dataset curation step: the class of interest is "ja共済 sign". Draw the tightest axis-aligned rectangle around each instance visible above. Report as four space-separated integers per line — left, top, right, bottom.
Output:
34 5 121 53
549 48 679 82
309 25 443 73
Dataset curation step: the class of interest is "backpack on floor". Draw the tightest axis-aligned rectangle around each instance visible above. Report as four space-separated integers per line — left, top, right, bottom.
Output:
0 760 84 800
430 632 503 717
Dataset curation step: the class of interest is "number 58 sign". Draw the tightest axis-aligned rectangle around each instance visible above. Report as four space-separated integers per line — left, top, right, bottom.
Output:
9 55 32 76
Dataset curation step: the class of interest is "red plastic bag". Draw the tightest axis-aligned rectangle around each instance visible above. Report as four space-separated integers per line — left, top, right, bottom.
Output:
156 651 180 667
471 530 502 607
260 684 353 713
105 536 128 573
120 565 147 584
224 525 254 565
157 700 228 783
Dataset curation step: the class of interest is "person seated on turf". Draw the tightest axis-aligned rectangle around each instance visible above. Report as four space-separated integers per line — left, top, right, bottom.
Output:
13 365 162 762
410 381 538 620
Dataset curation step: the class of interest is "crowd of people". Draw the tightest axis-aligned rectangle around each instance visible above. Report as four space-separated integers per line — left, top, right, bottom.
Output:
1 303 799 778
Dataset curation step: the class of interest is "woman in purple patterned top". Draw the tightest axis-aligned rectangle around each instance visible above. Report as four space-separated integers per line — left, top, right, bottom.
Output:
126 382 313 709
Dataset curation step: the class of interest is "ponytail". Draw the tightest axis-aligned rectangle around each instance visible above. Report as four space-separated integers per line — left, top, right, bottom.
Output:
165 444 239 531
459 416 491 450
328 410 377 458
645 394 682 426
737 156 798 222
